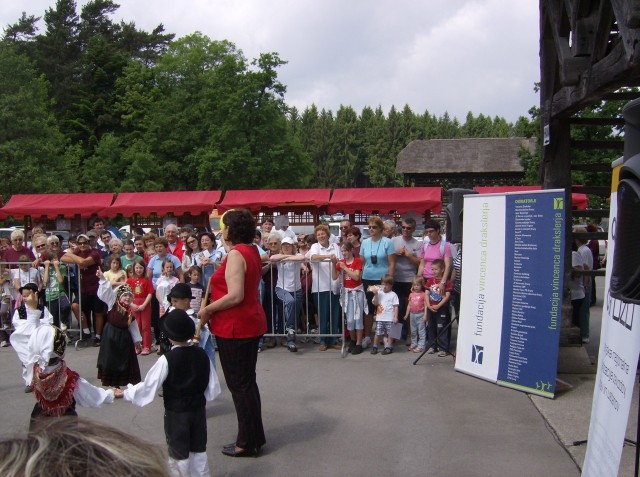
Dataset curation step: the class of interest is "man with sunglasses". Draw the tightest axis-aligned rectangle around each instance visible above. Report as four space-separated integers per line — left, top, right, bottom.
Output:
62 234 104 346
392 218 422 342
338 219 351 245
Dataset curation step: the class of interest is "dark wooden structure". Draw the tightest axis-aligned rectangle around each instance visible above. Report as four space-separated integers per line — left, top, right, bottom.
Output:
396 138 536 191
541 0 640 338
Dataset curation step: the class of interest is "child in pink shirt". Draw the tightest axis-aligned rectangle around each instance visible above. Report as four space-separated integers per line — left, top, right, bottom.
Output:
404 276 426 352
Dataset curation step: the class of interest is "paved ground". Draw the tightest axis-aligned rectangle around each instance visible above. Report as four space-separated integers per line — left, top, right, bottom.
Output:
0 276 635 476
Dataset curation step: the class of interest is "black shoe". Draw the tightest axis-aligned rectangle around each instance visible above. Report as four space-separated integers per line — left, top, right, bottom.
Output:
24 385 33 393
221 446 259 457
347 340 356 353
287 341 298 352
370 347 378 355
93 337 101 347
382 347 393 355
351 344 363 355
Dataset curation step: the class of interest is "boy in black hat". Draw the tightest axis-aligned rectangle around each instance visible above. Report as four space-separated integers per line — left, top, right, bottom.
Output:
123 309 221 477
167 283 216 369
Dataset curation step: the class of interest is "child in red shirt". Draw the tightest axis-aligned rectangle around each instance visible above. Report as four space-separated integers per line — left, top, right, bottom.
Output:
425 259 453 357
333 242 365 354
126 258 154 355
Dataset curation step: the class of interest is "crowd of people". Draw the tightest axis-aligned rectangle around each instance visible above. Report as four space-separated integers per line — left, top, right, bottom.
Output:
0 214 462 357
257 215 460 356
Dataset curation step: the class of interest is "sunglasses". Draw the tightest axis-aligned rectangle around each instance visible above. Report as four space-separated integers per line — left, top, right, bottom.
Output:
77 241 89 245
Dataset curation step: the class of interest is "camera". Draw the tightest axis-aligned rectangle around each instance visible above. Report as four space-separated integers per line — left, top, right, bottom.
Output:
370 255 377 265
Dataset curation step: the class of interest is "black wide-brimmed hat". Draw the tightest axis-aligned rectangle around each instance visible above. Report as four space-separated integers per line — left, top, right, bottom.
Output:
18 283 39 294
167 283 194 300
163 309 195 342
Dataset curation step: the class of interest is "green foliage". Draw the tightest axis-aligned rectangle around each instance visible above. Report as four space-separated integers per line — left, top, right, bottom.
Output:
0 47 66 195
0 2 539 199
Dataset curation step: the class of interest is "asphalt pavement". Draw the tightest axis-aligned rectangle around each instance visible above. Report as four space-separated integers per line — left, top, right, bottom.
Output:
0 276 635 476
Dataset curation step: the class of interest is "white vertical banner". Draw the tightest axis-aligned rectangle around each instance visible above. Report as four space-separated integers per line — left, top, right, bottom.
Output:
455 195 506 382
455 190 565 397
582 182 640 476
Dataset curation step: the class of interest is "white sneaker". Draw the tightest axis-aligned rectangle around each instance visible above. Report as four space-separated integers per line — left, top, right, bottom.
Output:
361 336 371 350
0 341 8 348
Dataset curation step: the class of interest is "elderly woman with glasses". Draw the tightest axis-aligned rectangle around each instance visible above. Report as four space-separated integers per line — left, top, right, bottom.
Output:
360 216 396 349
4 230 35 267
306 224 343 351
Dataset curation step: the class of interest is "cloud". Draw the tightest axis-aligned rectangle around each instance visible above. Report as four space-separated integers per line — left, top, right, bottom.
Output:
0 0 540 122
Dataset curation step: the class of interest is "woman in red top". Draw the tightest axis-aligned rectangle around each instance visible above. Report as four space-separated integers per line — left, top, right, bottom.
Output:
197 209 266 458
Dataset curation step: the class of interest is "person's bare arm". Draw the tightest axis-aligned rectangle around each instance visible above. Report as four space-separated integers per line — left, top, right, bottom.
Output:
197 249 246 327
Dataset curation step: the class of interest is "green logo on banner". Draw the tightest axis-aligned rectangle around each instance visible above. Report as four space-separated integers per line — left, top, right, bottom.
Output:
554 198 563 210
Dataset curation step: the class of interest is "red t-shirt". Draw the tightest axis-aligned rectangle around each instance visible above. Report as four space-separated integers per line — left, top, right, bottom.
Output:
425 278 453 307
76 249 102 294
127 276 154 299
335 257 363 289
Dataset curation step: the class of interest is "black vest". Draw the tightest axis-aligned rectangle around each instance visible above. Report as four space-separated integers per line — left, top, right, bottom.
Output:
162 346 210 412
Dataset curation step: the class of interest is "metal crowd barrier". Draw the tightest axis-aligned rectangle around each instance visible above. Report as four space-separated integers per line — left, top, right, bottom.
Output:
0 259 86 348
261 258 344 345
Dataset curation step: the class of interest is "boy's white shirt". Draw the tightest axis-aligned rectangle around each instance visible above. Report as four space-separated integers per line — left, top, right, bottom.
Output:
123 343 221 407
375 289 399 322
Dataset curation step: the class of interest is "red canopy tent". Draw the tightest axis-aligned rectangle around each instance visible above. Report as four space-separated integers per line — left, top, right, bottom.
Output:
328 187 442 214
216 189 332 213
101 191 221 217
0 193 115 219
473 186 588 209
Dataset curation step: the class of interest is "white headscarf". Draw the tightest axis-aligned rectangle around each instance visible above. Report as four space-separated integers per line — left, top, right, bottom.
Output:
28 325 66 369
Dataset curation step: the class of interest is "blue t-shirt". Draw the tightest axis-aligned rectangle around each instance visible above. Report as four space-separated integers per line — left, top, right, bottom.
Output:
361 237 395 281
148 253 182 288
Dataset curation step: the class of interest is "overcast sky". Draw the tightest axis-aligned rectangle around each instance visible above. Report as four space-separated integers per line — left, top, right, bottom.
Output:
1 0 540 123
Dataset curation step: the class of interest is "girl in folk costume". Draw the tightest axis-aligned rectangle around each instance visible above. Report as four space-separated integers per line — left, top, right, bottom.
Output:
27 324 119 430
96 274 142 388
10 283 52 392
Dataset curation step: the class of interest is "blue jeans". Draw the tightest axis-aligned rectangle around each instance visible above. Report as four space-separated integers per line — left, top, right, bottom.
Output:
409 311 426 349
312 291 341 345
275 287 302 338
199 326 216 370
344 291 364 331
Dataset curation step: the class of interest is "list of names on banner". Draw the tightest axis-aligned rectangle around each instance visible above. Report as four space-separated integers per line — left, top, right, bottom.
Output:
506 200 543 382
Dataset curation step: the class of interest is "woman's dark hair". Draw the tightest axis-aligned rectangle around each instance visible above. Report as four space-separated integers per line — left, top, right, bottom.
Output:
424 219 441 232
199 232 216 250
185 234 199 258
225 209 256 245
347 226 361 239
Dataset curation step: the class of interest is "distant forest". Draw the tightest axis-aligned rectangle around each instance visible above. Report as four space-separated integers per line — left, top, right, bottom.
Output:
7 0 621 198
